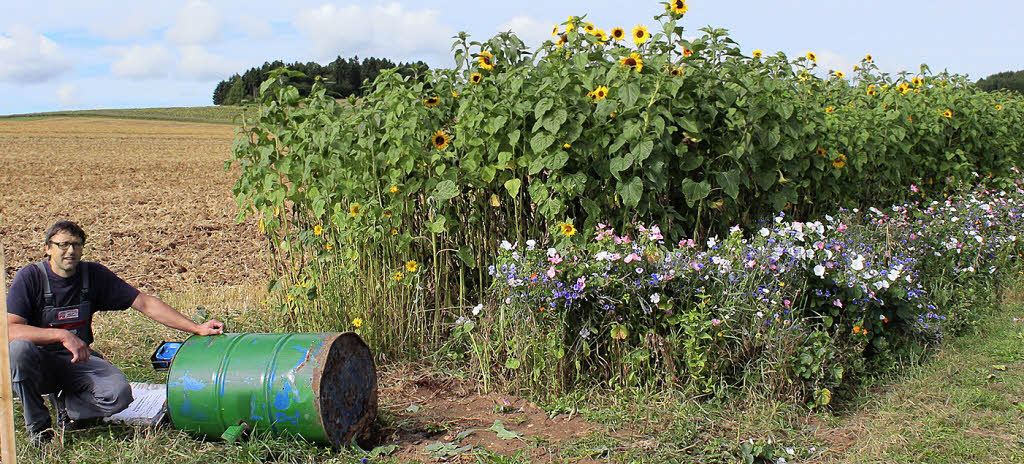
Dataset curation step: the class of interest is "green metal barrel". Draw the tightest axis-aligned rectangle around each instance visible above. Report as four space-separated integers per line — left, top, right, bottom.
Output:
166 332 377 446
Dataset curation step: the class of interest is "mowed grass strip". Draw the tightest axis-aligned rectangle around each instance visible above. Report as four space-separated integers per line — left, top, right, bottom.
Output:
0 106 254 125
821 289 1024 463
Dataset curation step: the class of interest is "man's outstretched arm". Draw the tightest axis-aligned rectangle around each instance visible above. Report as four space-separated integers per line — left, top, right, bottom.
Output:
131 293 225 336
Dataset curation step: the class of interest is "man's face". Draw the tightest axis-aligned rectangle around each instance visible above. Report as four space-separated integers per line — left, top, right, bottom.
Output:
45 230 85 277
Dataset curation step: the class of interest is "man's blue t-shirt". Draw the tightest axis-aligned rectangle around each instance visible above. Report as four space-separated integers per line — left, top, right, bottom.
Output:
6 261 140 346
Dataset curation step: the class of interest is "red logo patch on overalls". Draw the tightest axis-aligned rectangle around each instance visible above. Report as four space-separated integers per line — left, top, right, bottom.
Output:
57 309 79 321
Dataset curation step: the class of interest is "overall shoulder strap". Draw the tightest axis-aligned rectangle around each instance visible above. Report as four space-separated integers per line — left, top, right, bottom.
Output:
79 262 90 301
34 262 54 308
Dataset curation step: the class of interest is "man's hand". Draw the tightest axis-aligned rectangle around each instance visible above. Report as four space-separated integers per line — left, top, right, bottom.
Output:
195 319 225 336
61 331 90 363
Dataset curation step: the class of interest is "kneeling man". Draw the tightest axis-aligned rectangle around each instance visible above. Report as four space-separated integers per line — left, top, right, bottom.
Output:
5 221 224 445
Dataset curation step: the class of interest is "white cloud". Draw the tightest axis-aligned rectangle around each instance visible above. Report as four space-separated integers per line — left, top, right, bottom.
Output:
813 49 856 77
0 25 72 83
111 44 175 80
178 45 238 81
237 14 273 40
88 10 159 41
294 2 453 61
498 15 555 50
166 0 222 45
57 83 80 108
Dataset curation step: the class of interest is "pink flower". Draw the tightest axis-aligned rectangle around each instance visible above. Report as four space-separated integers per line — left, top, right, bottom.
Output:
576 276 587 290
815 241 825 250
608 253 622 261
648 225 663 241
833 299 843 308
837 223 848 232
624 253 641 263
548 254 563 264
784 299 791 309
711 318 722 326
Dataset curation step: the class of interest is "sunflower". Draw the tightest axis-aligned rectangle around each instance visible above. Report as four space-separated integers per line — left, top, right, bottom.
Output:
668 0 689 15
470 73 482 84
632 25 650 45
393 271 404 281
478 51 495 70
584 22 595 34
610 27 625 41
865 54 873 62
816 147 827 156
432 130 451 150
669 66 684 77
349 203 360 217
556 34 568 47
451 90 458 98
942 109 952 118
752 49 763 59
314 225 323 236
621 52 643 72
566 16 576 32
833 154 846 169
552 25 559 37
588 85 609 101
806 51 817 62
825 106 835 113
912 77 923 87
594 28 608 43
834 71 845 78
406 260 419 272
682 46 692 57
866 85 877 96
898 83 911 95
389 185 399 194
996 104 1003 111
423 96 440 107
559 223 577 237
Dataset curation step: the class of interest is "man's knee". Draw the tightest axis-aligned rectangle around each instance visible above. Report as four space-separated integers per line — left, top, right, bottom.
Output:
8 339 42 382
96 379 133 415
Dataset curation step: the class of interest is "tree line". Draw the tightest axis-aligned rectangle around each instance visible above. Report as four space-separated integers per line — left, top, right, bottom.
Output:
977 70 1024 95
213 56 429 105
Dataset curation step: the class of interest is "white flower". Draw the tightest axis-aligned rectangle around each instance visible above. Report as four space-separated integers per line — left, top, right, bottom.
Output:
595 251 610 261
760 227 770 237
887 268 900 281
730 224 741 234
756 311 764 318
873 280 890 290
813 264 825 277
472 304 483 316
526 239 536 250
579 327 591 338
707 237 717 248
1011 235 1017 242
974 235 983 244
455 316 471 325
500 240 514 250
851 255 865 271
547 247 558 257
650 293 661 304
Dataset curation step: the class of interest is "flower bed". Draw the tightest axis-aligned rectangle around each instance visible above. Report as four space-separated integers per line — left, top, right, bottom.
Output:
481 173 1024 400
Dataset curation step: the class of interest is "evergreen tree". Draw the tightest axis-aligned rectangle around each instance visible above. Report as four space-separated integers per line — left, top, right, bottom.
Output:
977 70 1024 95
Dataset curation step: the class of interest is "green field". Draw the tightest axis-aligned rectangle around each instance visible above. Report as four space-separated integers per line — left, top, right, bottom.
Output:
0 106 254 125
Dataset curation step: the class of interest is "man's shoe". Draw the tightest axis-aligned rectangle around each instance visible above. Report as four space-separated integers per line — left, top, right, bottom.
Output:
29 429 55 447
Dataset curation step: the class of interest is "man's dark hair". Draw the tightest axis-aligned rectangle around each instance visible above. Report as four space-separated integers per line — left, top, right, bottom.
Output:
44 221 87 245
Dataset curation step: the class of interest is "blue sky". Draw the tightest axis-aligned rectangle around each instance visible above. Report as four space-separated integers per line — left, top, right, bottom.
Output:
2 1 1021 115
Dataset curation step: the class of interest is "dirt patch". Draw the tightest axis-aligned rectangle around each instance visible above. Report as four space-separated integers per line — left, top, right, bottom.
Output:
376 369 603 462
0 117 266 292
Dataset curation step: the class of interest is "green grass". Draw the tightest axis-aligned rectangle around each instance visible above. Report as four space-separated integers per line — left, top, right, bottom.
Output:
0 106 255 125
12 284 1024 463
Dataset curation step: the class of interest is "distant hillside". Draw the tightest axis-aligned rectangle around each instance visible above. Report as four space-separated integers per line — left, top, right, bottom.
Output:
0 106 254 125
977 70 1024 94
213 56 428 106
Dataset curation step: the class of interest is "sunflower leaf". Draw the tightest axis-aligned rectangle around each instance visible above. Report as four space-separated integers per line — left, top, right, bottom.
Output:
488 420 522 440
543 109 568 133
433 180 460 201
680 178 711 206
504 178 522 198
534 98 554 120
631 140 654 162
618 176 643 208
530 132 555 154
716 169 741 200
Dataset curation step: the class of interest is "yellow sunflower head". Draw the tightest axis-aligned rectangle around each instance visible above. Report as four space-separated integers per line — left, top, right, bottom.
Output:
406 260 419 272
393 271 404 281
912 77 923 87
996 104 1003 111
313 225 323 236
816 147 827 156
669 66 684 77
611 27 625 41
865 54 873 62
752 49 763 59
825 106 835 113
470 73 482 84
632 25 650 45
559 223 577 237
584 22 595 34
566 16 576 32
423 96 440 107
595 28 608 43
942 109 952 118
432 130 451 150
834 71 845 79
682 46 692 57
832 154 846 169
478 51 495 70
668 0 689 15
621 52 643 72
556 34 568 47
806 51 817 62
349 203 360 217
552 25 559 37
589 85 609 101
389 185 399 194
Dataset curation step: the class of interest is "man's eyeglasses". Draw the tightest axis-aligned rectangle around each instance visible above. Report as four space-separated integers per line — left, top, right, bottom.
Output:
49 241 85 251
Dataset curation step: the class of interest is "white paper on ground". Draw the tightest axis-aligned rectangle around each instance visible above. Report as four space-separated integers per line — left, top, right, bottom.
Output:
104 382 167 426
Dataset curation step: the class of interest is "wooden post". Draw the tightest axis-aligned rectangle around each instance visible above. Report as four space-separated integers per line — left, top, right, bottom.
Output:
0 245 18 463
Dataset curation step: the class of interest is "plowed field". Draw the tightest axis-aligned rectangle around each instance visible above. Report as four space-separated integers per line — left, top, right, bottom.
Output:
0 117 265 291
